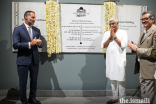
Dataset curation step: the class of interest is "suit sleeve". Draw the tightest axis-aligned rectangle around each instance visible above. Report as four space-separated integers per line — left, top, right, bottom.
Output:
13 27 29 49
37 29 43 48
136 32 155 58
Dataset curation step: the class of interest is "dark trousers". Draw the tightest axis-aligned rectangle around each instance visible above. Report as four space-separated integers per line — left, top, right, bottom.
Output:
17 61 39 103
140 74 155 104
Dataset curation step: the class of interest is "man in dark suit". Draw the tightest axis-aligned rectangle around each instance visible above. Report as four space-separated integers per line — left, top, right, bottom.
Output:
13 11 43 104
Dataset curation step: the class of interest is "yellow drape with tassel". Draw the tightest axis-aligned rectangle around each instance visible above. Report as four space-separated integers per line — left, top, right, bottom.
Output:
102 2 116 53
46 0 61 57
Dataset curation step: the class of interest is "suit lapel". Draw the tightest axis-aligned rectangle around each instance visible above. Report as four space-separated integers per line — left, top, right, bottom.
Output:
141 25 155 44
21 23 31 41
138 32 144 47
139 32 144 43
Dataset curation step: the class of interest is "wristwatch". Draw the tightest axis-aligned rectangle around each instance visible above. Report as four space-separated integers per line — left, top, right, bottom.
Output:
113 36 117 40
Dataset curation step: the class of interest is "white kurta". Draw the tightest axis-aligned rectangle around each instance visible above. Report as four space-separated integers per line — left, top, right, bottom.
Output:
101 29 128 81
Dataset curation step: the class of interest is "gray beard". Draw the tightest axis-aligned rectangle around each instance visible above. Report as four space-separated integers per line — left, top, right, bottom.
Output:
28 18 34 26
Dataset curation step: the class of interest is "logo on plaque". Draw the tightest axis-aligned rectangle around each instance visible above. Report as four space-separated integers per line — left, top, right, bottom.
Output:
76 7 86 17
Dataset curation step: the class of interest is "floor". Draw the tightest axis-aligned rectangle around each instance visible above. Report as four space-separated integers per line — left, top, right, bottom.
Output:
0 96 143 104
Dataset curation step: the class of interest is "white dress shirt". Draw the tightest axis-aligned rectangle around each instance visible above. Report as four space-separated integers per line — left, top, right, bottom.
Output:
24 23 33 49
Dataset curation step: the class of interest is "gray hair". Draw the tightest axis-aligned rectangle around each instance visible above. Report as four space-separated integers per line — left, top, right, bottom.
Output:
108 18 118 23
142 11 155 24
24 11 35 19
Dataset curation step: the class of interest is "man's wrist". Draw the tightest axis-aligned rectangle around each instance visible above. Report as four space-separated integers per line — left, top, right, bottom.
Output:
30 42 32 46
112 36 117 40
29 42 31 49
109 36 112 40
30 42 35 46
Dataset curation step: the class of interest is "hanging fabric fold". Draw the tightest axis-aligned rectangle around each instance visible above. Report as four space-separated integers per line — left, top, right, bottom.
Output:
102 2 116 53
46 0 61 57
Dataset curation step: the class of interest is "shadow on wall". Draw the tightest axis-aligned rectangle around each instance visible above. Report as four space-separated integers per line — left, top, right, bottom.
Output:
37 36 66 97
0 40 18 89
78 36 108 96
40 35 47 53
125 54 140 96
0 88 20 104
39 35 64 64
126 54 140 89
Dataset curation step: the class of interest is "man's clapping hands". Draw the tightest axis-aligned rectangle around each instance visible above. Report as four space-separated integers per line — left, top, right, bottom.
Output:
30 37 42 46
127 41 138 51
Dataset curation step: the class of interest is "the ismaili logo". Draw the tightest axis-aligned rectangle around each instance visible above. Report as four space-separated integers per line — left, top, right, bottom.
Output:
76 7 87 17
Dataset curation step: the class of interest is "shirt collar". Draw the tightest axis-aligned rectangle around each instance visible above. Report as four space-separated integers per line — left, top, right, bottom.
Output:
24 23 32 28
144 24 154 34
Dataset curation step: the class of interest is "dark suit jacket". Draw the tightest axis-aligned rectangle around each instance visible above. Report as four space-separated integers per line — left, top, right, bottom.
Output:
134 25 156 79
13 23 43 65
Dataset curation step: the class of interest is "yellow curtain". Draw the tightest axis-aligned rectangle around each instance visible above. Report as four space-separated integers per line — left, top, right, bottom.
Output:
102 2 116 53
46 0 61 57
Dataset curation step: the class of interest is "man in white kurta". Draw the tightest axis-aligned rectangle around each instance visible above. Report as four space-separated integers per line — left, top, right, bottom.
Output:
101 18 128 104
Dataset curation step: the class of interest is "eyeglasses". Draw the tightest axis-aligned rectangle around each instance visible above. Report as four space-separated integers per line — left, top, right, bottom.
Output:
109 23 115 26
140 18 150 21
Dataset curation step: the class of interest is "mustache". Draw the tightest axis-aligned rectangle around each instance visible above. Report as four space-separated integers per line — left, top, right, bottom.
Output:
28 18 35 22
27 19 35 25
28 20 35 23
